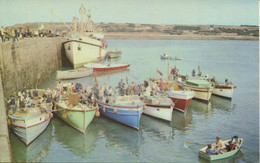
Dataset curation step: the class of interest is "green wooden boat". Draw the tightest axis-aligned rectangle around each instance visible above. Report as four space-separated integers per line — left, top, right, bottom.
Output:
54 99 97 134
199 138 243 161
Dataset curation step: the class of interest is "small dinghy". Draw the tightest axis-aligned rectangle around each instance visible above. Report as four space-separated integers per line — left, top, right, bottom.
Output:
56 68 93 80
199 138 243 161
107 50 122 58
84 63 130 72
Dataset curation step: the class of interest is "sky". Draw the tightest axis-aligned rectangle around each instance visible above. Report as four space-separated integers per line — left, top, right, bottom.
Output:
0 0 259 27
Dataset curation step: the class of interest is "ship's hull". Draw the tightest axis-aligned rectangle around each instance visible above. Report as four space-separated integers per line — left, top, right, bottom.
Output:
64 36 107 68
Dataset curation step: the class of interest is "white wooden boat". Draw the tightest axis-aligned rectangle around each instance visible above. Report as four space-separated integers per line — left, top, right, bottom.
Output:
182 80 213 102
141 95 174 121
56 68 93 80
107 50 122 58
9 89 53 145
199 138 243 161
212 83 236 99
84 63 130 72
9 107 52 146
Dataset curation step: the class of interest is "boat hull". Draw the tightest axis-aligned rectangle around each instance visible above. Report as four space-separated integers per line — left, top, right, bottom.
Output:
55 104 96 134
144 104 173 121
64 37 107 68
56 68 93 80
96 100 144 129
212 86 234 99
85 63 130 72
108 52 122 58
182 86 213 102
167 91 194 112
10 114 51 146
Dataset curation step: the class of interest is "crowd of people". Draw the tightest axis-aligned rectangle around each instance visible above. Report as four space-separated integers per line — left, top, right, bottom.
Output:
53 78 166 106
7 87 53 114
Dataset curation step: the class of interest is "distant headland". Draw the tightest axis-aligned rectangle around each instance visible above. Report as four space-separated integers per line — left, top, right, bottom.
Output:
11 22 258 41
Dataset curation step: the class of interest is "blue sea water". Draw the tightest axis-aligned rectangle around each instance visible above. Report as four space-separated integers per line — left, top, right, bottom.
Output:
10 40 259 162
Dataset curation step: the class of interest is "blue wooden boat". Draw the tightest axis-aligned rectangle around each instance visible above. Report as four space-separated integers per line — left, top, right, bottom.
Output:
199 138 243 161
95 95 145 129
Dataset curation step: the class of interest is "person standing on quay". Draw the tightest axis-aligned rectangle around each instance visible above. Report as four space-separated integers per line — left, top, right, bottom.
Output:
11 28 15 43
14 28 19 42
0 26 5 43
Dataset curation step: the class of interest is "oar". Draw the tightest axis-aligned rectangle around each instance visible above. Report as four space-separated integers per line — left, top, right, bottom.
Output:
185 142 208 145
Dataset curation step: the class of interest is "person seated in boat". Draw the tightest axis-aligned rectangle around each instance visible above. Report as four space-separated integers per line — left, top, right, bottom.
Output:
21 87 26 94
33 90 39 97
192 69 196 77
130 82 136 95
57 81 62 91
159 79 164 92
27 97 33 107
8 95 16 114
135 85 141 96
108 86 114 97
46 94 52 104
206 144 219 155
54 93 60 103
144 85 151 97
211 76 216 83
118 79 124 88
93 85 99 99
216 136 223 148
125 84 131 96
120 84 125 96
231 136 240 145
19 99 26 108
225 140 236 152
225 77 229 85
163 53 166 56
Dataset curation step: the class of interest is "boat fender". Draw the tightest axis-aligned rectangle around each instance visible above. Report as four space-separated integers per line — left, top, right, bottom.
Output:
50 113 53 118
7 118 11 125
63 111 68 118
45 114 50 121
143 105 147 110
96 110 100 117
114 109 118 114
103 107 106 113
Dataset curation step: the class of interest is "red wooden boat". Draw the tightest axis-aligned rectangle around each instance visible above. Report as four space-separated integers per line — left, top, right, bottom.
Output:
166 90 195 112
84 63 130 72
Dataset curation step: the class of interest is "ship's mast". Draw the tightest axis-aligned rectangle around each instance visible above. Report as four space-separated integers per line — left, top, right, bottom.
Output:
79 4 86 34
84 0 92 32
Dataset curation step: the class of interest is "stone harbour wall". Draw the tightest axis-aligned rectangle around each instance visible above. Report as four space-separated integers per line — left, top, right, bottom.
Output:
0 37 66 98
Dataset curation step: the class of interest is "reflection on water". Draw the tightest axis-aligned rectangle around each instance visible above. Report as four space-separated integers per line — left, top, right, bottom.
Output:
10 121 53 162
171 108 192 131
53 117 98 158
140 115 174 141
97 117 143 157
210 95 234 113
189 95 234 116
189 100 213 115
